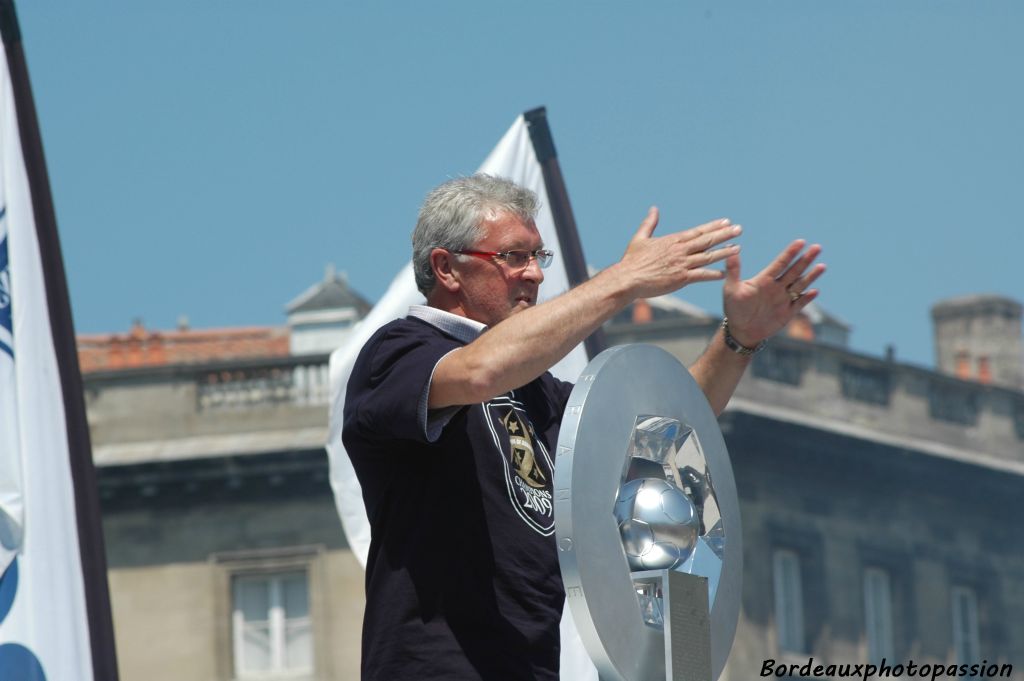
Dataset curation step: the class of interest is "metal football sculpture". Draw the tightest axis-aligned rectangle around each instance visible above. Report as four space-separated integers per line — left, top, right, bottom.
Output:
555 345 742 681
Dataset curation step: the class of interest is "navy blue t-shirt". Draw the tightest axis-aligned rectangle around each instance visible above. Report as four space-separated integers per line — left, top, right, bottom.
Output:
343 316 575 681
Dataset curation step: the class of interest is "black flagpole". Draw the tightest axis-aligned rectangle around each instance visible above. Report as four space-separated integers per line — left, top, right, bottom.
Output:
0 2 120 679
523 106 608 360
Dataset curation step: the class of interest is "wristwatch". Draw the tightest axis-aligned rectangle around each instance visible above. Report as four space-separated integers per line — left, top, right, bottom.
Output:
721 316 766 356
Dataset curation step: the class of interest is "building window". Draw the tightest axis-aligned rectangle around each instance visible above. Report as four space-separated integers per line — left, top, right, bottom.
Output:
928 382 979 426
951 586 980 665
863 568 894 662
753 346 805 386
773 549 805 653
841 363 891 406
232 571 312 677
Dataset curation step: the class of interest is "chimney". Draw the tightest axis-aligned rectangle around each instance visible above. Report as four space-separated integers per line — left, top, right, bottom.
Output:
931 295 1023 390
784 312 815 341
885 344 896 362
632 299 653 324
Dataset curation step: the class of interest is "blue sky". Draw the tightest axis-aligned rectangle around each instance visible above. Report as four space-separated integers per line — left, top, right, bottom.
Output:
16 2 1023 368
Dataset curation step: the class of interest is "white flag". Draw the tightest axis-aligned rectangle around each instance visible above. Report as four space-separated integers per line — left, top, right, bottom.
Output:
0 33 96 681
326 114 598 680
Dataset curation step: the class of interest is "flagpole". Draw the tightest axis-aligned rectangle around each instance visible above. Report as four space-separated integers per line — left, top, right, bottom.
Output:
523 107 608 359
0 2 120 679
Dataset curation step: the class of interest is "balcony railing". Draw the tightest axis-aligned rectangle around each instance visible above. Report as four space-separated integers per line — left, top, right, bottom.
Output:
197 359 330 411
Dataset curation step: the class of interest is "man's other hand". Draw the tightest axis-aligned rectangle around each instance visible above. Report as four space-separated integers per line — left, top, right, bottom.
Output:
721 240 825 348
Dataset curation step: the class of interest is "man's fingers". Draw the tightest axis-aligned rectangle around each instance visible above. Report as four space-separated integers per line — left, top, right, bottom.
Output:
688 244 740 269
788 263 826 294
777 244 822 286
725 253 741 285
792 288 820 310
759 239 807 281
631 206 660 243
677 218 737 251
687 268 728 283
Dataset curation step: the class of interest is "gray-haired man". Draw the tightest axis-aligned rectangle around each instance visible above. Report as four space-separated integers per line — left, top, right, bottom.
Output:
343 174 823 680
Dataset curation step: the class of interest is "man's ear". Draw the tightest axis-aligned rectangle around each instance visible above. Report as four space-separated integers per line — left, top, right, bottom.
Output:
430 248 461 294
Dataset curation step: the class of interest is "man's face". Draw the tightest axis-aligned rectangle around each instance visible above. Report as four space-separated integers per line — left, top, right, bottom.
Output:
453 212 545 327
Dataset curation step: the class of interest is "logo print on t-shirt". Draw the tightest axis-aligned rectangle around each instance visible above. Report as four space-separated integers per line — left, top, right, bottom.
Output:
502 409 546 488
483 395 555 536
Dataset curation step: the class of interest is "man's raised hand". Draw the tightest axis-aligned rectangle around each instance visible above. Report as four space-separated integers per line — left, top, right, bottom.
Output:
721 240 826 348
616 207 742 300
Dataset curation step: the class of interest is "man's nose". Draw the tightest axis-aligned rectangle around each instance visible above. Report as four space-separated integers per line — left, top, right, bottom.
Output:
521 256 544 283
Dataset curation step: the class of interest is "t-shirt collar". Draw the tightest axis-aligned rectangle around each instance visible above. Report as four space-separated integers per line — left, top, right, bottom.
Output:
407 305 486 344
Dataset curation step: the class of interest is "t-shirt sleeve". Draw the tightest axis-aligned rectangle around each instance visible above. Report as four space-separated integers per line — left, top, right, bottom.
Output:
345 322 461 444
553 376 575 415
420 349 462 441
538 372 576 420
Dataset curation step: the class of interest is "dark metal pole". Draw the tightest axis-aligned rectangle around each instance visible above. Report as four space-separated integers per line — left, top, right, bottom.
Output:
0 2 120 679
523 106 608 359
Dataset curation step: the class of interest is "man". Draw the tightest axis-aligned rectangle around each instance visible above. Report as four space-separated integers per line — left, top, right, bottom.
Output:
343 175 823 680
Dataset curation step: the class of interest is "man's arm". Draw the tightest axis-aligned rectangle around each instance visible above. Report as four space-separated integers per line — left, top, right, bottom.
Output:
690 241 825 415
429 208 741 408
688 326 754 416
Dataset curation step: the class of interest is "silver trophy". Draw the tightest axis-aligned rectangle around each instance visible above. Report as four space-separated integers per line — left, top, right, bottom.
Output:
555 345 742 681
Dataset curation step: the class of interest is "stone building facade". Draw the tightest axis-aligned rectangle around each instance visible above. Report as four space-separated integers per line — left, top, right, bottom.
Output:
85 292 1024 680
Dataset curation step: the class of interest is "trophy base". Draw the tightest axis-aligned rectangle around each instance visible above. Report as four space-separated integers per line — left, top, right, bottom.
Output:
628 570 712 681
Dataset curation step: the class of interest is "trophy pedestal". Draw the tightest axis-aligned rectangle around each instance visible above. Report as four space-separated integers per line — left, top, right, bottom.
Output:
630 570 712 681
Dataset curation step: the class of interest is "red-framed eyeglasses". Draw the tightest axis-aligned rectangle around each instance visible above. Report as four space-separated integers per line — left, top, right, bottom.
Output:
452 249 554 270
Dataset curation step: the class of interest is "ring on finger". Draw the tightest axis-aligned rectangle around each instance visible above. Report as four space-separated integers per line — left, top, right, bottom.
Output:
788 289 802 303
